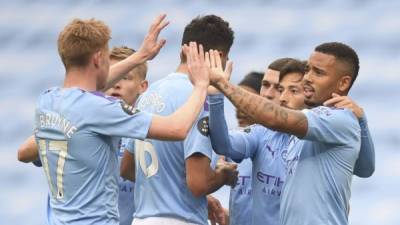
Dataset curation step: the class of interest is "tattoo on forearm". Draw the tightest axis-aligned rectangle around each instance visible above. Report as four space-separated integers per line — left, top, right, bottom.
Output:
293 113 307 128
218 80 282 122
216 79 306 135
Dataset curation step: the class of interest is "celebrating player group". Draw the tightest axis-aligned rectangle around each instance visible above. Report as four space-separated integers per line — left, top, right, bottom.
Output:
17 13 375 225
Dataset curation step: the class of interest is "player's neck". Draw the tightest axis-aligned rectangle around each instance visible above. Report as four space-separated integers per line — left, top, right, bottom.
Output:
176 63 189 75
63 68 98 91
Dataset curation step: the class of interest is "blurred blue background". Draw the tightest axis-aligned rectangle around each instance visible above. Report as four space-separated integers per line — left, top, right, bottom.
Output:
1 0 399 224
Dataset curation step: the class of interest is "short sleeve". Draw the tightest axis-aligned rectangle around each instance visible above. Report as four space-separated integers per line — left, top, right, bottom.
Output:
303 107 360 144
183 110 213 161
210 151 220 169
85 97 153 140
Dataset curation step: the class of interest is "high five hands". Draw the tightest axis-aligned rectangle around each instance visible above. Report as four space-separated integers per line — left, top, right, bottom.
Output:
183 41 233 93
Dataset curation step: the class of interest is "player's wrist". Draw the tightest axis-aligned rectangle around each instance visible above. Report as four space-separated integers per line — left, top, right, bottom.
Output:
193 81 209 89
132 50 149 64
210 75 224 86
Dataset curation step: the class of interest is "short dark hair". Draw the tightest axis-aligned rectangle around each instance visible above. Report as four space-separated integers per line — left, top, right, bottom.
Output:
315 42 359 88
238 71 264 93
268 58 296 72
181 15 234 62
279 59 307 82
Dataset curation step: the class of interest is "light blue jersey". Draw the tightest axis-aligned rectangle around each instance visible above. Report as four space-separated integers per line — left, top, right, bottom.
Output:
281 107 361 225
228 158 252 225
132 72 213 225
118 138 135 225
208 94 290 225
34 87 152 225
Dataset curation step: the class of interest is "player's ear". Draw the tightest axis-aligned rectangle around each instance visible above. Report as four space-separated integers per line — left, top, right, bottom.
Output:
93 51 102 68
337 75 352 93
139 80 148 94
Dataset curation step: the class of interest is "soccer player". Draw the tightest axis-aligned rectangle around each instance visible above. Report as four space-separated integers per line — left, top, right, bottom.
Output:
228 62 290 225
206 42 371 225
105 46 149 225
120 15 238 225
208 59 306 225
33 14 211 225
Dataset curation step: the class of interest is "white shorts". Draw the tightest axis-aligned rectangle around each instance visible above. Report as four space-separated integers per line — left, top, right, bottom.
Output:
132 217 200 225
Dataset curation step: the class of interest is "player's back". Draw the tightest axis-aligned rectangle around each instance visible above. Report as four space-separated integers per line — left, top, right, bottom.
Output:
134 72 211 225
35 87 151 225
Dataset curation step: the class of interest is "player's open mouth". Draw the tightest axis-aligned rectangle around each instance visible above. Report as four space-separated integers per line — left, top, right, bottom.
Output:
111 93 122 98
303 85 314 98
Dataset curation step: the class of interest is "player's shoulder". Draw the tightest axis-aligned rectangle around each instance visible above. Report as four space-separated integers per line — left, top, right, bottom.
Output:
304 106 360 133
159 72 193 93
139 72 192 113
305 106 357 122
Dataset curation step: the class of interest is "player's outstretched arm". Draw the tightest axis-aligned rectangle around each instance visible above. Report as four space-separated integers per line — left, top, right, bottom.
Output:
186 153 238 197
146 42 209 140
208 50 308 138
120 150 135 181
103 14 169 91
324 94 375 177
17 135 39 163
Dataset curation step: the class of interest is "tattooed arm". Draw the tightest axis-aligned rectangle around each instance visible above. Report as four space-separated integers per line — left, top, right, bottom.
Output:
207 50 308 138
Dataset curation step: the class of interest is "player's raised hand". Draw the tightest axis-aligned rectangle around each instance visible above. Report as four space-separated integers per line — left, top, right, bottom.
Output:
183 42 210 88
217 161 238 187
137 14 169 61
323 93 364 119
208 49 233 86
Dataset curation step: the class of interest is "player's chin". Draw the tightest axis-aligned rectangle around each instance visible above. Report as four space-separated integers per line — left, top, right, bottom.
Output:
304 98 322 107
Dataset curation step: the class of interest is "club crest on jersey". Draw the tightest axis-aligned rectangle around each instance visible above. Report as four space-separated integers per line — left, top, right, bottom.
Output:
120 102 139 115
197 116 209 136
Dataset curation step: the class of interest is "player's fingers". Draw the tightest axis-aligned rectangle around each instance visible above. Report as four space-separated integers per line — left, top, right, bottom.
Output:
199 44 205 64
205 51 211 67
149 14 167 32
184 44 193 68
230 163 238 169
218 212 227 225
193 42 200 63
155 19 169 34
210 217 217 225
189 42 198 65
215 50 223 69
323 96 345 106
335 101 352 109
154 39 166 53
210 49 216 68
332 99 351 108
182 45 188 60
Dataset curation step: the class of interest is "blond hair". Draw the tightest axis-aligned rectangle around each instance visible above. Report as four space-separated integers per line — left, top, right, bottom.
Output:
110 46 147 80
57 18 111 69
